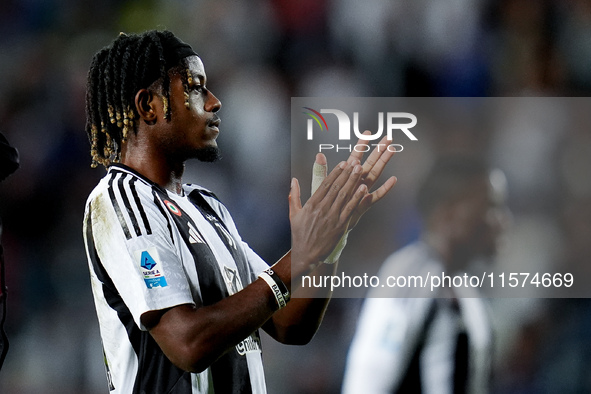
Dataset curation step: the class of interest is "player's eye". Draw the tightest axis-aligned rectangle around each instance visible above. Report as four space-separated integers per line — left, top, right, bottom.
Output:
190 84 207 94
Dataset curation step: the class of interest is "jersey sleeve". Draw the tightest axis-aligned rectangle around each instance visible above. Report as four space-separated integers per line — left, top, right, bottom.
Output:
85 178 194 331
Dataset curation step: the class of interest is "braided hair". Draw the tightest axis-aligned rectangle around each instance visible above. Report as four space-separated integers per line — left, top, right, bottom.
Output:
85 30 194 168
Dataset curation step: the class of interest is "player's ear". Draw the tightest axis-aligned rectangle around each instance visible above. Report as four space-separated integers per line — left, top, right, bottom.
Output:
135 89 157 125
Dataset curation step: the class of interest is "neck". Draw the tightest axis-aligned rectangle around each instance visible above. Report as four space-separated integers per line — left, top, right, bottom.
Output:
423 232 468 272
166 164 185 195
121 143 186 195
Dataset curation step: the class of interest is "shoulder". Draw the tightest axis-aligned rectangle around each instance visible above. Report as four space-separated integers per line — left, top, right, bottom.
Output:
370 242 443 298
183 184 221 202
183 183 230 220
379 242 438 277
87 166 157 210
85 165 167 239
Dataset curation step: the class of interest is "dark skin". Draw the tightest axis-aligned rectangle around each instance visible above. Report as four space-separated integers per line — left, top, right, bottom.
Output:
121 55 397 373
423 175 507 273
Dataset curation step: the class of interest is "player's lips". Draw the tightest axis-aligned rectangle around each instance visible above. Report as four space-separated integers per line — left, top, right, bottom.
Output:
208 116 221 132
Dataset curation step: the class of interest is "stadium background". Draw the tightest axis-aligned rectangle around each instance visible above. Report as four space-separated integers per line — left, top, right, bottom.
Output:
1 0 591 392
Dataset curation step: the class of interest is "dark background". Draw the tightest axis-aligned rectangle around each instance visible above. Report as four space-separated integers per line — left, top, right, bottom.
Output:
1 0 591 392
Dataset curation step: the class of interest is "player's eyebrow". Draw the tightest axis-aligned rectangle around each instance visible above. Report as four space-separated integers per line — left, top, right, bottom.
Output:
193 73 206 85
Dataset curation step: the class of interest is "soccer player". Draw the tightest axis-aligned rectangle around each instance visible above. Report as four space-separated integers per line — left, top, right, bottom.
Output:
83 30 396 393
342 156 508 394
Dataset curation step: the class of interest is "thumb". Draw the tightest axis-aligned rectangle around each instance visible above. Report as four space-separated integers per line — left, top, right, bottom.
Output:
289 177 302 220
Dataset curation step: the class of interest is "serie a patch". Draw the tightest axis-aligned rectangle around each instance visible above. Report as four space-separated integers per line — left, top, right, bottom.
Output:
134 247 168 289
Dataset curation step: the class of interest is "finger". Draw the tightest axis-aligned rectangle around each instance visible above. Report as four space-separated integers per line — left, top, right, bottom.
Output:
289 177 302 220
347 130 372 164
363 146 396 188
361 136 395 186
311 153 328 196
328 162 364 213
309 160 348 203
339 183 368 224
364 175 397 209
361 135 391 171
349 176 397 228
315 152 327 166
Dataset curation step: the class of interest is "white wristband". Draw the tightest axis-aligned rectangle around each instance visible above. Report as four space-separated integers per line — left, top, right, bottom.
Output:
259 269 290 310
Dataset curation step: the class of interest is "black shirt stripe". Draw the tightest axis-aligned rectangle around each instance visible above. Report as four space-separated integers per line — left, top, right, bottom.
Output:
130 177 152 236
108 174 132 240
118 173 143 237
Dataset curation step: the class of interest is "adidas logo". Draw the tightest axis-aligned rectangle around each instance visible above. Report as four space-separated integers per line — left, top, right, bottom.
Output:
215 222 236 249
188 222 204 244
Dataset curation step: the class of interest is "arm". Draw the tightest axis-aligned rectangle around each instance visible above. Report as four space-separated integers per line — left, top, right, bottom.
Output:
261 251 339 345
146 135 397 371
145 159 369 372
142 277 280 373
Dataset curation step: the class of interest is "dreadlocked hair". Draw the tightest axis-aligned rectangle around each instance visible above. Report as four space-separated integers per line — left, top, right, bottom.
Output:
85 30 188 168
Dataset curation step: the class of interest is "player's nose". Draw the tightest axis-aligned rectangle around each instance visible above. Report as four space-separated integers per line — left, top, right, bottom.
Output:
205 90 221 113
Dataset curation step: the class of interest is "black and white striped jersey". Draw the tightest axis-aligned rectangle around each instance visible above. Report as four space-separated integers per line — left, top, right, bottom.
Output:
83 164 270 393
342 242 493 394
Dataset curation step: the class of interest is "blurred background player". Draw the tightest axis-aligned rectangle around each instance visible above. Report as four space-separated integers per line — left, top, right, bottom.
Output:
0 131 19 370
342 156 509 394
